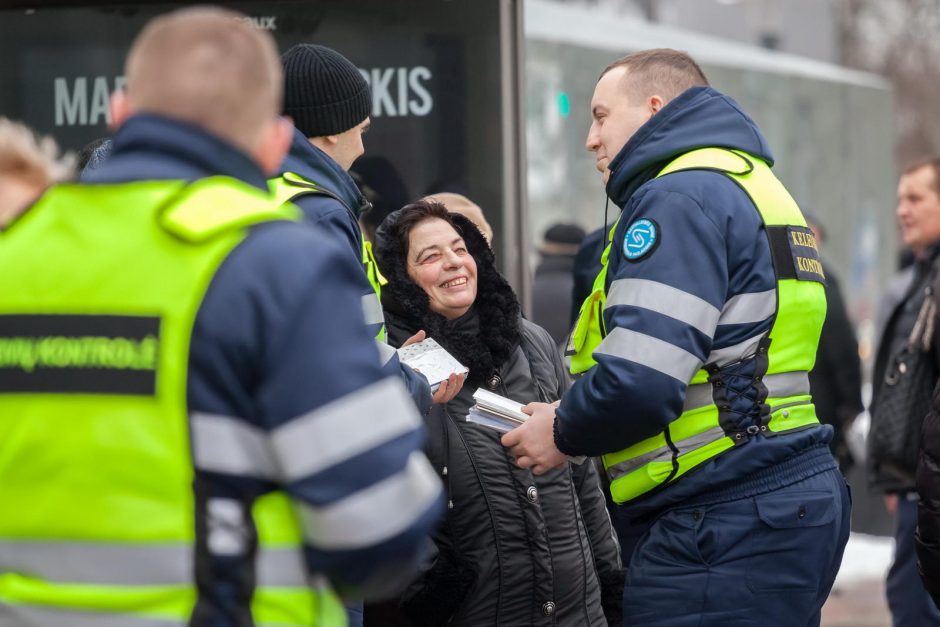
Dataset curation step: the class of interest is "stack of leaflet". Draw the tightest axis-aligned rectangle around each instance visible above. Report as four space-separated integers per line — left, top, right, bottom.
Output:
397 337 468 392
466 389 528 433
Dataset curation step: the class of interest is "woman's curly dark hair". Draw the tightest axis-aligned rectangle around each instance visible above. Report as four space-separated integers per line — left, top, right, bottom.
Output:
374 199 521 383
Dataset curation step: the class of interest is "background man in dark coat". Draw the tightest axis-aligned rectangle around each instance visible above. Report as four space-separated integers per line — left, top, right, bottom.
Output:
870 156 940 626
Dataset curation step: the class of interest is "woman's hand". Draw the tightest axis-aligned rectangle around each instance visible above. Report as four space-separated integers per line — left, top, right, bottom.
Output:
402 329 427 346
401 329 466 404
432 371 466 404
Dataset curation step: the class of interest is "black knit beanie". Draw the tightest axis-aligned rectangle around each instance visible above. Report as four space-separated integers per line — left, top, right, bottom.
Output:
282 44 371 138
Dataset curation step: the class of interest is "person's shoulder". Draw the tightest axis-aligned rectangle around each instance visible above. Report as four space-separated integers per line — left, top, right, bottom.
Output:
631 169 763 242
641 168 753 213
218 219 352 293
519 318 558 359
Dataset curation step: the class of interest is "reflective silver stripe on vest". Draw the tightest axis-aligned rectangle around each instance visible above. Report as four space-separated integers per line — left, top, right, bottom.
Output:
272 378 420 482
0 604 184 627
705 333 765 367
606 426 727 480
361 293 385 327
682 371 811 412
0 541 191 586
764 370 810 399
376 341 398 366
717 289 776 326
192 378 420 483
606 279 720 338
298 451 441 550
0 540 307 589
257 546 308 588
595 327 702 383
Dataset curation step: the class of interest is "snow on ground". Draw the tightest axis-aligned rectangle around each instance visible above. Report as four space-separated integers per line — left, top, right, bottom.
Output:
832 532 893 589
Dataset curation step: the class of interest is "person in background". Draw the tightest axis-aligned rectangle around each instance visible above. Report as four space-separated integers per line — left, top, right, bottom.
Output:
368 199 624 627
804 213 864 471
503 48 849 624
0 117 73 226
354 155 411 244
571 226 607 326
870 156 940 626
533 222 586 346
0 9 443 626
425 192 494 244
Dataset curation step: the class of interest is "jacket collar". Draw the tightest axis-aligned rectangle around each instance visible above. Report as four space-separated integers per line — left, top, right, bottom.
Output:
91 114 269 190
605 86 774 208
279 126 365 215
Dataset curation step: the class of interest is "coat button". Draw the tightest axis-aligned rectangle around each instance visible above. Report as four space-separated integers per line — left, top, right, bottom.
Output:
526 486 538 503
542 601 555 616
487 373 502 390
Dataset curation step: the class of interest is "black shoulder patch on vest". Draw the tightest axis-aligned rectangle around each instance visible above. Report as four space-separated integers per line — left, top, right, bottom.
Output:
766 225 826 284
0 314 160 395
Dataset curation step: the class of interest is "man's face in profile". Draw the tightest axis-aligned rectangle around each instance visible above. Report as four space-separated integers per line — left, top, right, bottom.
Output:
585 66 654 184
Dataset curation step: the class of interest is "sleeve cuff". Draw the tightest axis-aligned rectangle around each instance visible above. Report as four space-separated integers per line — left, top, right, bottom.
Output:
553 416 581 457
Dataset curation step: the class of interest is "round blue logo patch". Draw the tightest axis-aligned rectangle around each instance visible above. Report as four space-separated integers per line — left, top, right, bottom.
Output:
623 218 659 261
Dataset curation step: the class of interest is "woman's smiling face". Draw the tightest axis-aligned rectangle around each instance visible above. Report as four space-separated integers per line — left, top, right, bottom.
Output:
407 217 478 320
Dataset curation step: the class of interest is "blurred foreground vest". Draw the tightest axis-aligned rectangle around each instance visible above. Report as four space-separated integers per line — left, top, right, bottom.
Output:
0 177 345 626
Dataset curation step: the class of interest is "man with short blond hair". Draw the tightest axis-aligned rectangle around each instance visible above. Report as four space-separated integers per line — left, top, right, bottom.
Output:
0 7 442 626
601 47 709 106
122 7 282 152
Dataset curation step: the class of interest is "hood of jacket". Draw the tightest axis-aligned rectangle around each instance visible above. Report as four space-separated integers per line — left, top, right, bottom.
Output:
279 126 367 216
374 209 521 384
606 86 774 208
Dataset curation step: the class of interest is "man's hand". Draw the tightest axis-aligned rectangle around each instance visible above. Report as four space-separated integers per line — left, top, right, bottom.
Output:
501 402 567 475
432 372 465 404
884 493 899 515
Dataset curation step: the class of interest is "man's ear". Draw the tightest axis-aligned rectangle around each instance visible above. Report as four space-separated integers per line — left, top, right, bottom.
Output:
109 90 132 131
253 116 293 176
308 134 339 162
648 95 665 116
310 135 339 153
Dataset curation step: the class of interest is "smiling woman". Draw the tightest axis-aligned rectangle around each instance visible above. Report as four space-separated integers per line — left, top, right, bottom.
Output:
406 216 478 320
367 199 624 627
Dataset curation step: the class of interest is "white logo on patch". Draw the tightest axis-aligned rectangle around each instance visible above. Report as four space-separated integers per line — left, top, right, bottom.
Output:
623 218 658 260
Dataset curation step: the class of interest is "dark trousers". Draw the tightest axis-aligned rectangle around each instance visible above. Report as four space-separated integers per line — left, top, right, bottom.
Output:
345 601 364 627
622 466 850 626
887 495 940 626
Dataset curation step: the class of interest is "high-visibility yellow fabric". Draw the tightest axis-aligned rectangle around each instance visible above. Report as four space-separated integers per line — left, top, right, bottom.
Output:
0 177 344 625
271 173 386 342
566 149 826 504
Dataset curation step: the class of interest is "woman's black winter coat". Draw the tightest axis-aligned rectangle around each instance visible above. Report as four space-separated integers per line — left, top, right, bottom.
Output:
369 210 624 627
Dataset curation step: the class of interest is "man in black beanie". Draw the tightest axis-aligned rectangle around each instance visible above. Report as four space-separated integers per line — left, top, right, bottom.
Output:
276 43 373 269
